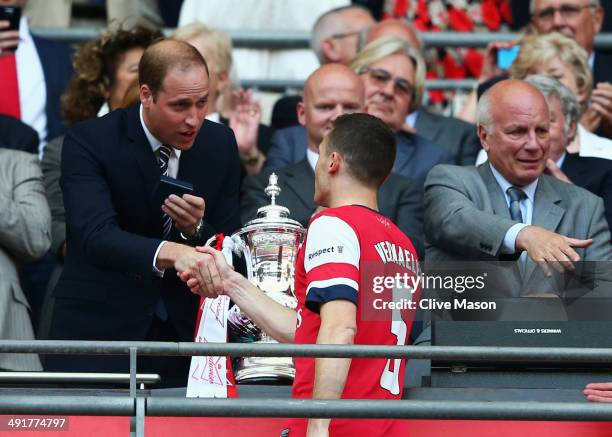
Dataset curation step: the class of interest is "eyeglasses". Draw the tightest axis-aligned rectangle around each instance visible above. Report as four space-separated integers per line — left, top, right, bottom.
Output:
533 3 597 22
357 66 415 97
330 30 363 40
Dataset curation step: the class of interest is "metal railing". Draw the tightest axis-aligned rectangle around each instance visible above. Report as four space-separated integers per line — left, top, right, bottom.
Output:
1 340 612 437
30 28 612 49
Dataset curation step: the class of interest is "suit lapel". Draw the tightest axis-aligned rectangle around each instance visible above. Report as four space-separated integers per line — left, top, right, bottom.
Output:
523 176 564 282
394 132 417 175
284 159 315 212
414 110 438 142
478 164 511 218
125 105 160 215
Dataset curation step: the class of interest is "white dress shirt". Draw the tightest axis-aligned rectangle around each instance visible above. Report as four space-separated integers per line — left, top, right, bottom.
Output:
489 164 538 254
139 104 181 274
16 17 47 158
306 148 318 171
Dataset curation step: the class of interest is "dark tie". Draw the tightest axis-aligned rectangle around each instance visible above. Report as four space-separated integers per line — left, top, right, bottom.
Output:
159 144 173 239
507 186 527 223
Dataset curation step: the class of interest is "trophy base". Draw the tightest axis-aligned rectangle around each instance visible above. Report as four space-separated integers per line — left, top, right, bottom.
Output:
233 356 295 385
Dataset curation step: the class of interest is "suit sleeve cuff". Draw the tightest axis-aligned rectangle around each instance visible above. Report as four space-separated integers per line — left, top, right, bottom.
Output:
152 241 167 277
502 223 529 254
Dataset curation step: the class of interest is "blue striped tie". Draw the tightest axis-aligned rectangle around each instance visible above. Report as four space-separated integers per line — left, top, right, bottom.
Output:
159 144 173 239
506 186 526 223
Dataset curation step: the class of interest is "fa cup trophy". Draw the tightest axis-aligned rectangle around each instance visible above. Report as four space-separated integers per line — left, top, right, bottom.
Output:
229 173 306 383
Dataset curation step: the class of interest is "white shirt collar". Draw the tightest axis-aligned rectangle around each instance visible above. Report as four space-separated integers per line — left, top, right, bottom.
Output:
139 104 181 159
306 148 318 172
97 102 110 118
489 163 538 204
18 16 31 45
206 111 221 123
556 151 567 168
405 111 419 129
588 52 595 70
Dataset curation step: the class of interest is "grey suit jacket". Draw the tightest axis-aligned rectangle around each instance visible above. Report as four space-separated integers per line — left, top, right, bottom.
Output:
0 149 50 370
41 135 65 259
241 159 425 258
414 110 481 166
424 164 612 309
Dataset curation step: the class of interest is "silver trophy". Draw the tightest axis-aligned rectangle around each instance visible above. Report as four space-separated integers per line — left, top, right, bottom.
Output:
228 173 306 383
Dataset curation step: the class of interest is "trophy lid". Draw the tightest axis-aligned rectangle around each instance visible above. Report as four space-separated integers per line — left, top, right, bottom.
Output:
242 173 304 230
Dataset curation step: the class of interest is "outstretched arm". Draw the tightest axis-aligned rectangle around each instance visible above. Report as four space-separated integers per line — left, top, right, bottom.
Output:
179 246 297 343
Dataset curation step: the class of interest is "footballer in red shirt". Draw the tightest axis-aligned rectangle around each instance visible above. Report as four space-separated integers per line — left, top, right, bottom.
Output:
181 113 419 436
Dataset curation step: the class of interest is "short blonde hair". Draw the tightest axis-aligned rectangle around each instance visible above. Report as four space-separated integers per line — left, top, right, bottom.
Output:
173 22 233 74
509 32 592 106
349 35 426 113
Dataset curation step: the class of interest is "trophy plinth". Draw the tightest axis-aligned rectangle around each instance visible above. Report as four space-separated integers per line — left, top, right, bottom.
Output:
228 173 305 384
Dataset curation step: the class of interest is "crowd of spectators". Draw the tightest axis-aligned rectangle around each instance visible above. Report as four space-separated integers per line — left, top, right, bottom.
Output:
0 0 611 399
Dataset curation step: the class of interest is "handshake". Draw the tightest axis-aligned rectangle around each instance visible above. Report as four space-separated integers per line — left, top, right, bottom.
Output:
157 241 238 298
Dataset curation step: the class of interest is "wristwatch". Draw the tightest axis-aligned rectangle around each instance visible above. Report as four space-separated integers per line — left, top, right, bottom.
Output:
181 219 204 241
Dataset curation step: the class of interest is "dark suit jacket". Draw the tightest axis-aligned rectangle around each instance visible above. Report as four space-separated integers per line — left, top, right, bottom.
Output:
593 49 612 91
241 159 425 258
48 104 241 372
0 114 39 154
31 35 72 143
414 110 480 165
264 125 452 182
562 152 612 231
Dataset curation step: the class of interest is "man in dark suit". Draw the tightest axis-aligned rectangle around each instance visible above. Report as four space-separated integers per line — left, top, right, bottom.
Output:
47 40 241 385
0 0 72 155
245 64 425 257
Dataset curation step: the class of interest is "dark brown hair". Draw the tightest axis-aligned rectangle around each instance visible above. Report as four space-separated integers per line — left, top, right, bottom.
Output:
61 25 162 125
326 113 396 187
138 39 209 100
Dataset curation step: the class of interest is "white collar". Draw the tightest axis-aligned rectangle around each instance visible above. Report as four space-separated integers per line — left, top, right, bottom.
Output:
139 104 181 159
206 111 221 123
556 151 567 168
306 148 318 172
17 16 31 47
489 163 538 203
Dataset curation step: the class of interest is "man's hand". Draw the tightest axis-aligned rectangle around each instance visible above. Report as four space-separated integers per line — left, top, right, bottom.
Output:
515 226 592 276
478 41 515 82
544 159 573 184
229 88 261 157
178 245 237 298
162 194 205 238
584 383 612 402
0 20 20 56
591 83 612 123
174 246 224 298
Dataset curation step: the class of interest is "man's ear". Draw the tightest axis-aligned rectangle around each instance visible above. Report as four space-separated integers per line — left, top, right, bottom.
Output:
478 124 489 152
321 38 339 63
329 151 342 174
567 121 578 142
140 84 153 107
216 70 230 91
592 6 604 35
297 101 306 126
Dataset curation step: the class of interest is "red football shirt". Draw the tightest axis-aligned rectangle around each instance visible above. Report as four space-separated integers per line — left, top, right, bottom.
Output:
283 205 420 437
